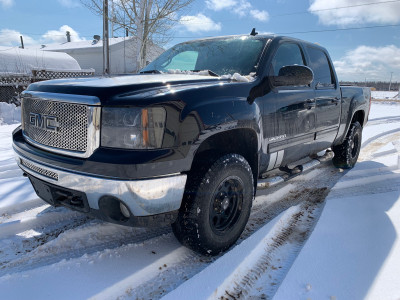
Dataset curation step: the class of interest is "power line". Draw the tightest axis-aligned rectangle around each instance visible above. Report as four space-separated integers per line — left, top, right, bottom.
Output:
0 46 19 51
12 22 400 41
179 0 400 24
169 23 400 38
275 23 400 35
9 0 400 40
278 0 400 17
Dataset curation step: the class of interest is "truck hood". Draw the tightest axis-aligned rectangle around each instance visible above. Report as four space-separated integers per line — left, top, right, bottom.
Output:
32 74 221 88
25 73 253 105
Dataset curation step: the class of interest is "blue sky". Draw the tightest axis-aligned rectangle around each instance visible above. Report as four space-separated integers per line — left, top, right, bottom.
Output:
1 0 400 82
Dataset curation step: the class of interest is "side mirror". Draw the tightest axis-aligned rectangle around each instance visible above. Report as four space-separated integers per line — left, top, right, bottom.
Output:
272 65 314 87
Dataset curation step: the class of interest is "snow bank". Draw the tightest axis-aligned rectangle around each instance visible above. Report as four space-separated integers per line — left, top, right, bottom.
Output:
372 91 399 100
274 102 400 300
221 72 256 82
164 70 256 82
0 46 81 75
165 69 211 76
275 156 400 300
0 102 21 125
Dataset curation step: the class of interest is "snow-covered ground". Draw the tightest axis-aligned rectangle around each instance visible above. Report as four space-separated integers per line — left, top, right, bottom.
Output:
0 102 399 299
0 102 21 125
372 90 399 100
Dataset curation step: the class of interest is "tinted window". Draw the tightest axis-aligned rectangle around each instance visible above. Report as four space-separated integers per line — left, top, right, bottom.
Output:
142 37 267 76
164 51 198 70
270 43 305 76
307 47 334 87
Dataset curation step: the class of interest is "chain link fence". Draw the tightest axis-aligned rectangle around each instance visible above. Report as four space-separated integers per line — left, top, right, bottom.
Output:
0 69 94 106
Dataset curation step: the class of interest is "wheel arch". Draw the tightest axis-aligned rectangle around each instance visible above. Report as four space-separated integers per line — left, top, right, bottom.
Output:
351 110 365 127
189 128 259 194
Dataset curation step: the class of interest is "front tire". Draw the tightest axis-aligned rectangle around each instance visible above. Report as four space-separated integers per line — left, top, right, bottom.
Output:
172 154 254 255
332 121 362 169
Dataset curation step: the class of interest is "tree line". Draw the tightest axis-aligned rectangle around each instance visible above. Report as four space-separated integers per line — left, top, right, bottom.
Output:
340 81 400 91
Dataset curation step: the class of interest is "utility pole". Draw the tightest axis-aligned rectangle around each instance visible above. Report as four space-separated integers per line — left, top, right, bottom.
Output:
389 72 393 91
19 36 24 49
103 0 110 75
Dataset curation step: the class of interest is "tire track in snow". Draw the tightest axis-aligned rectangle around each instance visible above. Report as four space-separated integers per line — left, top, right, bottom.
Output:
361 129 400 151
0 221 171 277
0 206 86 238
0 215 90 270
114 162 343 300
360 131 400 161
0 157 343 299
0 199 46 218
112 246 214 300
366 116 400 126
217 188 329 300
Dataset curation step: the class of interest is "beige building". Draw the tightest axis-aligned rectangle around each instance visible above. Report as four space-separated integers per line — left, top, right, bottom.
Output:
42 37 164 76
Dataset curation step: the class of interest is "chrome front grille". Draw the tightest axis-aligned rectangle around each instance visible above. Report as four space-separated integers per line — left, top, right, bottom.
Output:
22 97 88 152
20 158 59 180
21 91 101 158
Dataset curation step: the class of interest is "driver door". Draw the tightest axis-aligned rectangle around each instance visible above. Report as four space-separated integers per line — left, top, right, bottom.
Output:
264 42 316 168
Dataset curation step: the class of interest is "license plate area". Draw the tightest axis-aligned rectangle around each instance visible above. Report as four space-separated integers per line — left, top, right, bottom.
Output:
28 175 90 213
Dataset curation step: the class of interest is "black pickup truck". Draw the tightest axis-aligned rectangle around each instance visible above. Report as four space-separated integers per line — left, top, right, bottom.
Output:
12 34 370 255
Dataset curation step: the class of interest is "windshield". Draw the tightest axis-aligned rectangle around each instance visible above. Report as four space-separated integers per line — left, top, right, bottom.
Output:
141 36 267 76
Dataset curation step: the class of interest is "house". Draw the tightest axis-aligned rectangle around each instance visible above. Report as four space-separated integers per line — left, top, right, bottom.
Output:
41 36 164 75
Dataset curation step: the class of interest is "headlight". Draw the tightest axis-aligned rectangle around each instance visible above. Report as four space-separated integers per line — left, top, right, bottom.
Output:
101 107 166 149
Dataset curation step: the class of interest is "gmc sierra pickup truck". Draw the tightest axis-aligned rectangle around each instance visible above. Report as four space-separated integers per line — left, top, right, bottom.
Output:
12 34 371 255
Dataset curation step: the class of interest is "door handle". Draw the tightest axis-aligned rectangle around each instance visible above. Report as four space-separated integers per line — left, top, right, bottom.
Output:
331 98 341 105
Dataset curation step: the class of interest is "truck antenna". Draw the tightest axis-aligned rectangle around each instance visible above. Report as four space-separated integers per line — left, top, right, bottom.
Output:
250 28 258 36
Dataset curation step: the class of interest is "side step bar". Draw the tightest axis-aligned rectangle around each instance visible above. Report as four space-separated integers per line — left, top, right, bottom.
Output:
257 150 334 189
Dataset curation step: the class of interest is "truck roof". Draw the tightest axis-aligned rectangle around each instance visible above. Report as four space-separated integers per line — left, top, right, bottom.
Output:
179 34 328 53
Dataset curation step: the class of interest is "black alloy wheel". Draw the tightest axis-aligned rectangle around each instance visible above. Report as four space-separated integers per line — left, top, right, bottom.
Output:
172 154 254 255
332 121 362 169
209 176 244 234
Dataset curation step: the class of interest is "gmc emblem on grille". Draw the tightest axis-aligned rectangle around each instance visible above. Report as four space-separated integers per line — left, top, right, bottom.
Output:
29 113 59 132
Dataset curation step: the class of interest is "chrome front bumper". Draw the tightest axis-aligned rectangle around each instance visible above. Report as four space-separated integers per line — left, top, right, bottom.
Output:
15 153 187 217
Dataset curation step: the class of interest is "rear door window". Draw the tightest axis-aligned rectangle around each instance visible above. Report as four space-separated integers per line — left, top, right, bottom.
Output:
306 47 335 88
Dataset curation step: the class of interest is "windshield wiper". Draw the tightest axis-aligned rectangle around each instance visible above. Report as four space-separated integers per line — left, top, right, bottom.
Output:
140 70 161 74
191 70 220 77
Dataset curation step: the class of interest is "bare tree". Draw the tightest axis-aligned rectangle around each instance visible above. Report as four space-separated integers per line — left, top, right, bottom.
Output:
82 0 194 71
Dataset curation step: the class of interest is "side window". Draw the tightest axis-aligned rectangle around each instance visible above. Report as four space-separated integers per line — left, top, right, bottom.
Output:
306 47 334 87
163 50 198 71
270 43 305 76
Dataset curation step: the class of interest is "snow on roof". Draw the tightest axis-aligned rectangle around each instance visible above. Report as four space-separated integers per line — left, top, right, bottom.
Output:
0 46 81 75
41 37 135 51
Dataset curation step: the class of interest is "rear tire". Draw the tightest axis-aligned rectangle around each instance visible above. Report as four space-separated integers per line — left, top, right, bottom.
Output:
172 154 253 255
332 121 362 169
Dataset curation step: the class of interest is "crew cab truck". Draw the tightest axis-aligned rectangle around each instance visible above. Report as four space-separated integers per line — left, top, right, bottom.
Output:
12 34 371 255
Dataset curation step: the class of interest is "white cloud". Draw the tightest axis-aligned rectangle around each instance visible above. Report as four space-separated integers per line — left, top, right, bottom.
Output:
0 25 85 48
233 0 252 17
206 0 237 11
334 45 400 81
250 9 269 22
309 0 400 26
0 0 13 8
58 0 80 8
180 14 222 32
42 25 85 43
207 0 269 22
0 29 36 46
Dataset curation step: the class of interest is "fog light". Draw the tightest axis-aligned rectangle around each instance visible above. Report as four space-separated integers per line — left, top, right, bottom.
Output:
120 202 131 218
